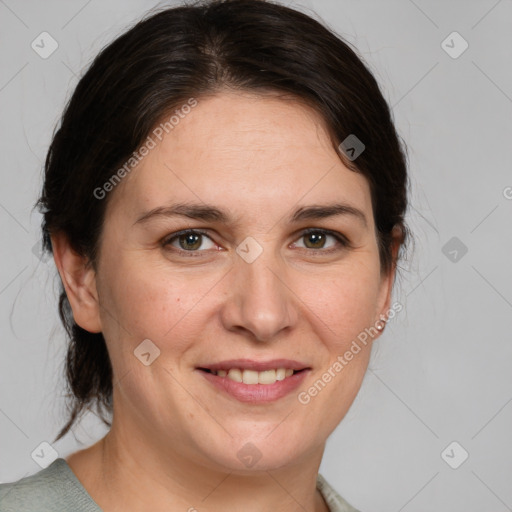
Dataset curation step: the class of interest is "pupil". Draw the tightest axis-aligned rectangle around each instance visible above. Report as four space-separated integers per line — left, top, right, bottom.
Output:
306 232 324 248
180 233 201 250
177 232 325 251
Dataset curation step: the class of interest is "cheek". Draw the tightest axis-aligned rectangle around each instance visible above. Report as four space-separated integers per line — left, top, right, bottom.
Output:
294 264 380 432
296 260 382 346
97 253 220 355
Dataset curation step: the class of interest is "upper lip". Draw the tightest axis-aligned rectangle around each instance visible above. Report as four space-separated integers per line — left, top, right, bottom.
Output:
198 359 310 372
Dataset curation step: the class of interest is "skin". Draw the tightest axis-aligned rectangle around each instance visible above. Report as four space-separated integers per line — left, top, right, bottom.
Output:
52 91 400 512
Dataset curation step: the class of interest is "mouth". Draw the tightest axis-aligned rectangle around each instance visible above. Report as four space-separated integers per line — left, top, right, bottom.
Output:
196 359 311 403
198 367 305 385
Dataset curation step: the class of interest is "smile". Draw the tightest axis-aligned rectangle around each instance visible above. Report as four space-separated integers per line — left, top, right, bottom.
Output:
196 359 311 403
202 367 297 385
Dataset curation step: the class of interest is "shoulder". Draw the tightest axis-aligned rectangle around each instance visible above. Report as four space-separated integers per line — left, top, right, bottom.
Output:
316 473 362 512
0 458 101 512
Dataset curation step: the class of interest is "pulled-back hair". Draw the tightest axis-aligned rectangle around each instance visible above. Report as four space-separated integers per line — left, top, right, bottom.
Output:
37 0 409 441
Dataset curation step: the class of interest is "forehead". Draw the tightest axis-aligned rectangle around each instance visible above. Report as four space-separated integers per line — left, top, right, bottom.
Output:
108 92 373 225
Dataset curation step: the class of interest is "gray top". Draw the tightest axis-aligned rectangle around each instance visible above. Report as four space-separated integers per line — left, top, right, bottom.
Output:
0 458 360 512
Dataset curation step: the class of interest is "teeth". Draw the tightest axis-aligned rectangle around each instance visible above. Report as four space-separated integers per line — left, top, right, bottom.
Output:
212 368 297 385
258 370 276 384
276 368 286 381
227 368 242 382
242 370 259 384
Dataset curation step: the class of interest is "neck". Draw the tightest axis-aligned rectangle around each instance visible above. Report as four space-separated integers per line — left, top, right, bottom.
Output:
67 418 330 512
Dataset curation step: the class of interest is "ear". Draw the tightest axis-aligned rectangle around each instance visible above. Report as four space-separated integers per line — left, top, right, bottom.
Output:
374 226 403 333
51 232 102 333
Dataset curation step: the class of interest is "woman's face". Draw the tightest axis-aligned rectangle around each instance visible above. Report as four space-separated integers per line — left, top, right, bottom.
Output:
85 91 395 471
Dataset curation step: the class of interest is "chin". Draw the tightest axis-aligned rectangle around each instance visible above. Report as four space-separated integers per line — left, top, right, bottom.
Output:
198 430 316 473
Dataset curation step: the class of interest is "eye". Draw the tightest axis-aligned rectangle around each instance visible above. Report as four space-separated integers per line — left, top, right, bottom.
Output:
292 228 349 252
162 228 350 257
162 229 216 253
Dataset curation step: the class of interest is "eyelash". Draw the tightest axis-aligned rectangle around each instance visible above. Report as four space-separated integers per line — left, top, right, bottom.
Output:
161 228 350 257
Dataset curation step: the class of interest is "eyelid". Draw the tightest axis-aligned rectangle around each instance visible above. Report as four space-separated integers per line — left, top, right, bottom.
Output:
161 227 350 254
290 227 351 251
297 227 349 243
161 228 215 252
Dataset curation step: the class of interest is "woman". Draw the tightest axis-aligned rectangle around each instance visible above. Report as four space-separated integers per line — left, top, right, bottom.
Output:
0 0 409 510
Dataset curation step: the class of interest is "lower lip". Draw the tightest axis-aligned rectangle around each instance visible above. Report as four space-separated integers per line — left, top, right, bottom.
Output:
198 369 310 403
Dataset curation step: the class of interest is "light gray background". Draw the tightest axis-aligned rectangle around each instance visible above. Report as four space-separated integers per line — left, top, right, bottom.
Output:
1 1 511 511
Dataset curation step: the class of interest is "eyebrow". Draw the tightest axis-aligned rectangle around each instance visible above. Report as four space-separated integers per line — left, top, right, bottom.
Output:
134 202 368 228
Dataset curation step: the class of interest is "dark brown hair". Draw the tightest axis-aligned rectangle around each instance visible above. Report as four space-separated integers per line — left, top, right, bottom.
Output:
37 0 410 442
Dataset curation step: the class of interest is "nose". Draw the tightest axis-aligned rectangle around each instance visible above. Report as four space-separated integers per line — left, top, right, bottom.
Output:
220 251 299 342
